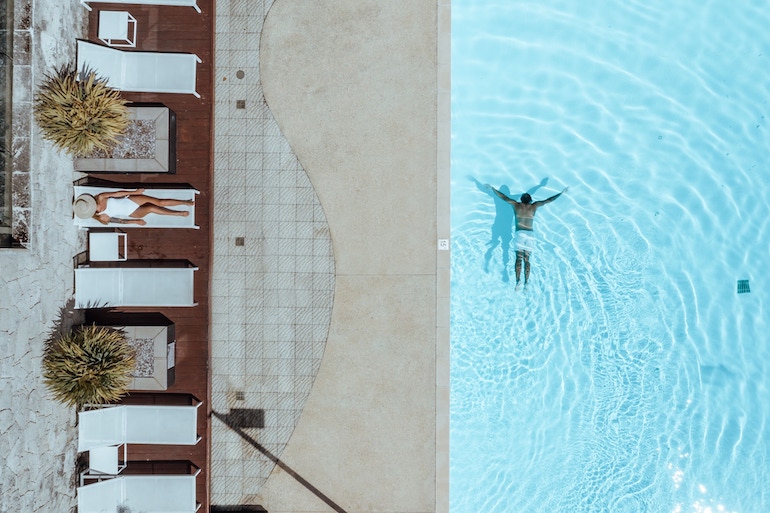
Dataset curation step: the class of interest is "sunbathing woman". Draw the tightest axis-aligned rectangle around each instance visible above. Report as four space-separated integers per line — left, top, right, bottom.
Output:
74 188 193 226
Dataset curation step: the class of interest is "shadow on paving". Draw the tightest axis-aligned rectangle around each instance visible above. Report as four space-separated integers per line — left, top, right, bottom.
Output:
212 410 349 513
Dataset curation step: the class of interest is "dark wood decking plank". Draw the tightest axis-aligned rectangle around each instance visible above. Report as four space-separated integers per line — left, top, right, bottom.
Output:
86 4 215 510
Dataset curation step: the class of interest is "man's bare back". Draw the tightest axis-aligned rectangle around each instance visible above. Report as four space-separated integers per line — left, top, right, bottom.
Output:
488 185 568 231
511 203 537 231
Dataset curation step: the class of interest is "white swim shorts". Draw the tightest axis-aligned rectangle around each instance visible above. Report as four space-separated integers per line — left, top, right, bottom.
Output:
514 230 536 252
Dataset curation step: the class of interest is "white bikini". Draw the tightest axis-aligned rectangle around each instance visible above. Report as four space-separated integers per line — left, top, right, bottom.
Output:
98 196 139 218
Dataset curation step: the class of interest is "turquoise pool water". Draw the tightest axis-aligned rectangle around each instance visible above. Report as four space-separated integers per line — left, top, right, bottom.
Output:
451 2 770 512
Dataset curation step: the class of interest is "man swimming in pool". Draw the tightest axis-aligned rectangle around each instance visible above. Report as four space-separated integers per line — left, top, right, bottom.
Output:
73 188 194 226
486 184 568 289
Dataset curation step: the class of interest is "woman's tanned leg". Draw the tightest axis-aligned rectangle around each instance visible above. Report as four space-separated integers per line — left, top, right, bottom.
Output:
130 204 190 218
128 195 194 207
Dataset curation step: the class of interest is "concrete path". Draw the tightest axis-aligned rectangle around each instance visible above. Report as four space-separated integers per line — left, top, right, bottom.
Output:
251 1 448 512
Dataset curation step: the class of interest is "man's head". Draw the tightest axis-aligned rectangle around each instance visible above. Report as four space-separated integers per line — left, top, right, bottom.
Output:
520 193 532 204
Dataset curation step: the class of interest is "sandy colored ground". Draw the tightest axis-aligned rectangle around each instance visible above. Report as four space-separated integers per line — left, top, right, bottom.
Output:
255 1 445 512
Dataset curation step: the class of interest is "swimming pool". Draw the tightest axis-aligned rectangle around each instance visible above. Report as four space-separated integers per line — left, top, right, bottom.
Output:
450 2 770 512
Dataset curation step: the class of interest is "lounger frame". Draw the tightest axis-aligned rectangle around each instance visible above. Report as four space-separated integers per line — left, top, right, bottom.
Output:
75 261 199 308
77 40 201 97
78 403 203 452
77 472 202 513
73 185 200 229
81 0 201 13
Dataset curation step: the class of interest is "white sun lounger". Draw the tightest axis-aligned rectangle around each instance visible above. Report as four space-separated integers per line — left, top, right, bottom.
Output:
77 473 201 513
81 0 201 13
77 40 201 97
74 185 199 229
75 264 198 308
78 404 202 452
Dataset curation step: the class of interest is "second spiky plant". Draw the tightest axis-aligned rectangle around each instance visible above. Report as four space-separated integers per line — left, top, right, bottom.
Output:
42 324 136 409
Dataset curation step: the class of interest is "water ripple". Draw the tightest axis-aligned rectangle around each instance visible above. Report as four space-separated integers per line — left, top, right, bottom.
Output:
452 1 770 511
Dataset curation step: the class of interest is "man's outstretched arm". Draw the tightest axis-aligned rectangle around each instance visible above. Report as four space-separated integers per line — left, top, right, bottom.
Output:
485 184 517 204
534 187 569 207
470 176 495 198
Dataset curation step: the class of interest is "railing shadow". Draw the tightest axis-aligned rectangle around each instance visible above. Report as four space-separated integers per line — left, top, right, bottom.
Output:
212 410 348 513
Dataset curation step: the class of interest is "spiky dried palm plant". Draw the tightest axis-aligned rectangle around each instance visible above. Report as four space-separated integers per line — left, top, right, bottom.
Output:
33 65 129 156
43 324 136 409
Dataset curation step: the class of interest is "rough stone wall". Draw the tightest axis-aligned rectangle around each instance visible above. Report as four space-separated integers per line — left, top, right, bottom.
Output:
0 0 88 511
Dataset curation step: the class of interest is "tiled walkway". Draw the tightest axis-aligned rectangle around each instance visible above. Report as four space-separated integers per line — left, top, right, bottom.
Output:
210 0 335 504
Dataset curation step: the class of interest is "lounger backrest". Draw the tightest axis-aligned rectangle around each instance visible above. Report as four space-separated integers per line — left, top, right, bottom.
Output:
77 477 123 513
76 41 200 96
75 268 121 308
78 406 126 452
77 41 126 89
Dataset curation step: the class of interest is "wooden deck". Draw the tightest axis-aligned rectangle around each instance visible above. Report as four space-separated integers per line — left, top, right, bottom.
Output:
85 2 214 509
